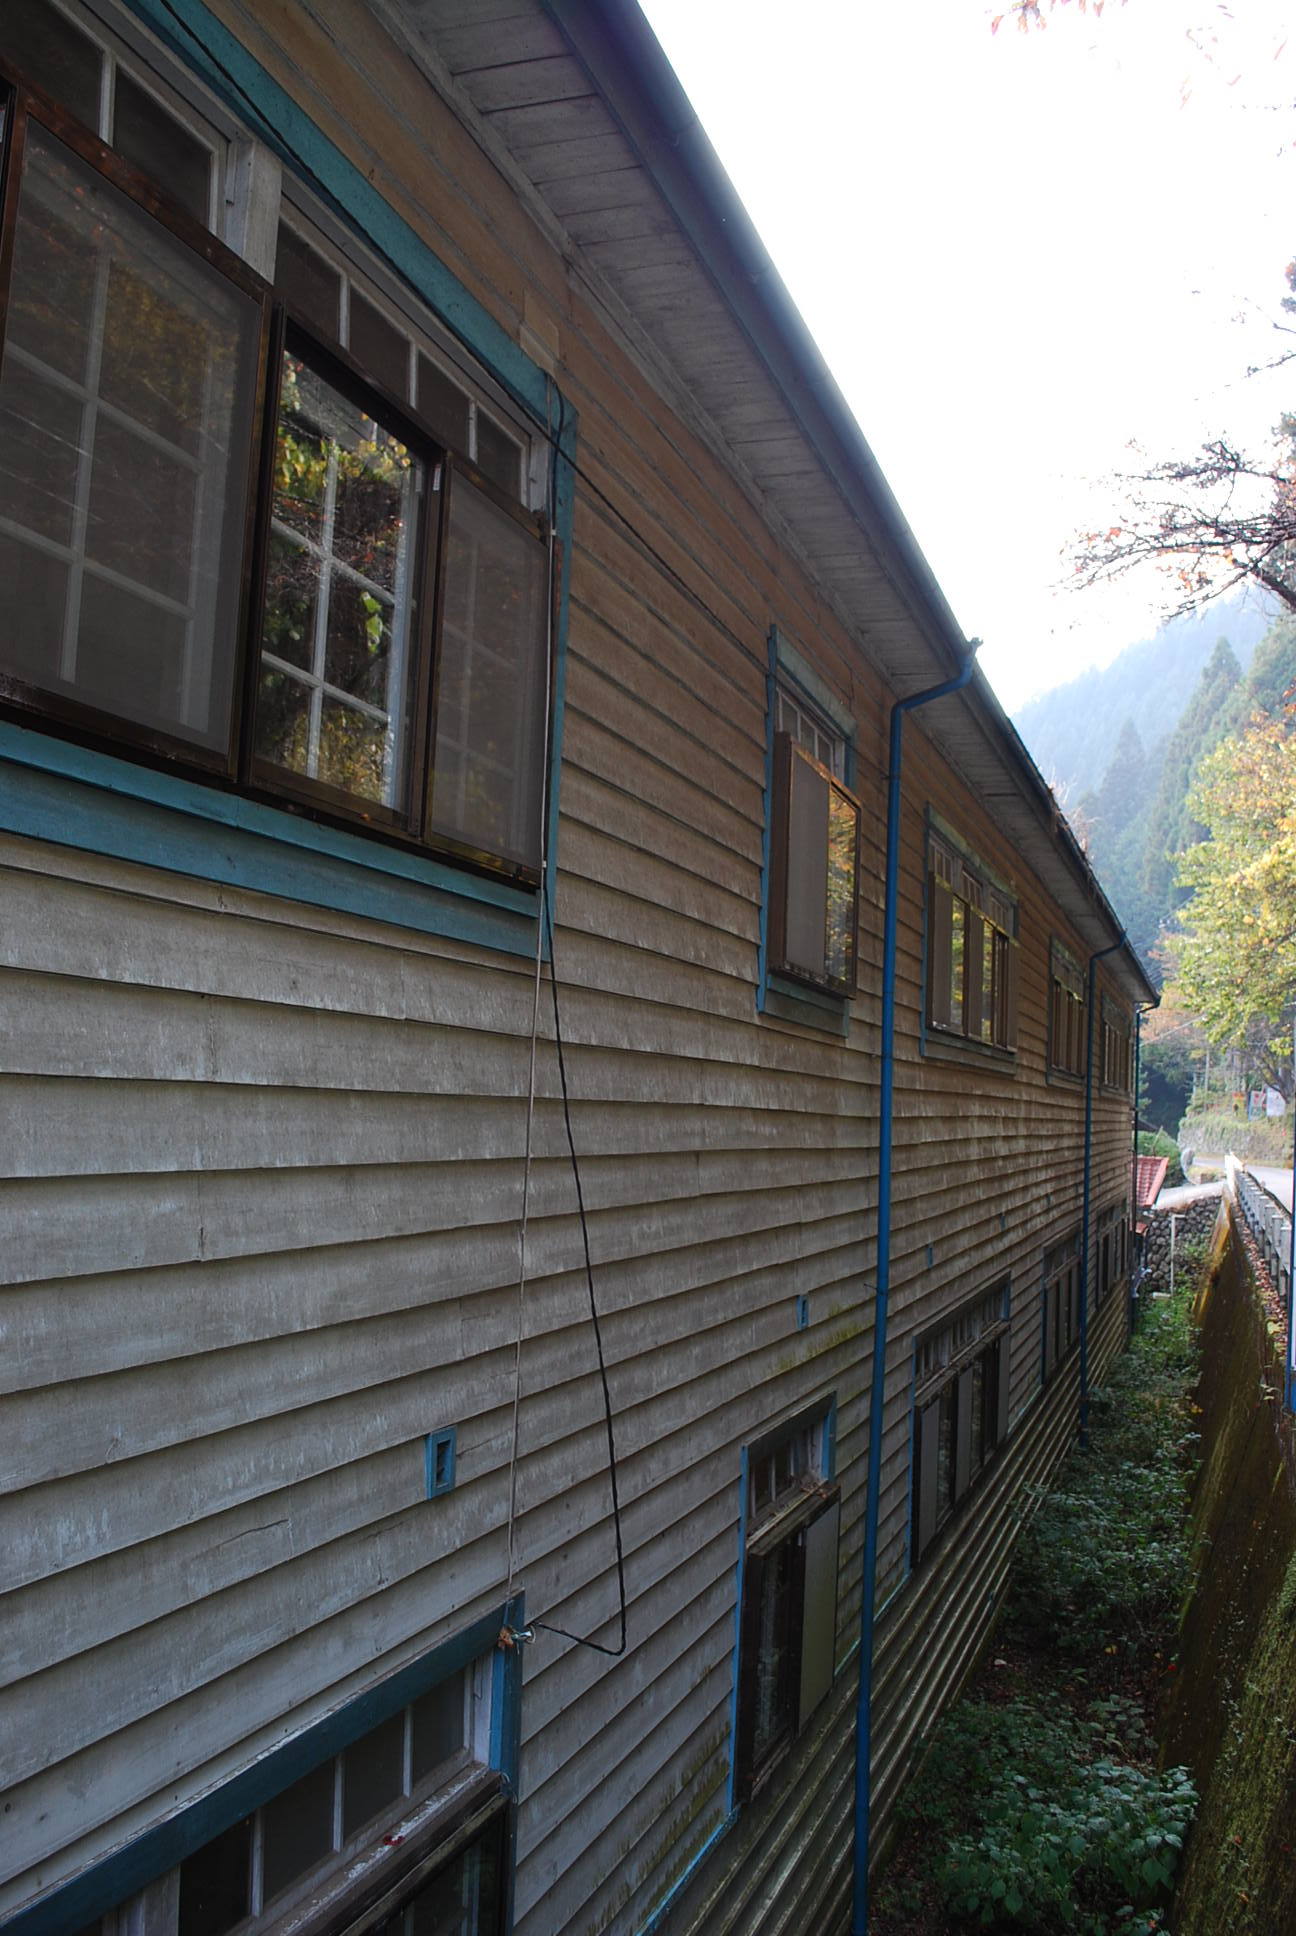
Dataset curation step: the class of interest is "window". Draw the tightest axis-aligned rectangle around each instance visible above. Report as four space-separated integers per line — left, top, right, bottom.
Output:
1096 1200 1129 1307
1049 940 1087 1078
926 829 1018 1052
72 1648 509 1936
1102 997 1133 1093
0 10 553 884
1041 1230 1081 1381
734 1405 840 1802
766 680 861 997
912 1283 1011 1561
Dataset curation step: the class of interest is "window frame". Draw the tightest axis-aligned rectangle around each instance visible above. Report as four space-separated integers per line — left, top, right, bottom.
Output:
0 59 274 778
1048 938 1088 1080
0 10 566 918
911 1281 1012 1563
1095 1199 1129 1308
924 822 1019 1057
21 1607 522 1936
1101 995 1133 1093
733 1401 840 1805
1041 1229 1081 1382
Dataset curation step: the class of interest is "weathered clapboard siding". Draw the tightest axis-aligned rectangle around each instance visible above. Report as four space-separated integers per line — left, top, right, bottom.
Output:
0 3 1152 1933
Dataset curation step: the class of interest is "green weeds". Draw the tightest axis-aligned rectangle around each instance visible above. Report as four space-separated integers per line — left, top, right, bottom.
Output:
879 1276 1205 1933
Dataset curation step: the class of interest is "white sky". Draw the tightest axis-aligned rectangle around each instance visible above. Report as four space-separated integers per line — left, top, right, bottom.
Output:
636 0 1296 712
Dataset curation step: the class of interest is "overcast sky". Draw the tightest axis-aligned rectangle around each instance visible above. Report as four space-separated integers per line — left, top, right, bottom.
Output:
637 0 1296 712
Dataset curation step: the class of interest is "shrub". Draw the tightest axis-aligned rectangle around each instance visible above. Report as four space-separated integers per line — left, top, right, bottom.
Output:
917 1699 1196 1934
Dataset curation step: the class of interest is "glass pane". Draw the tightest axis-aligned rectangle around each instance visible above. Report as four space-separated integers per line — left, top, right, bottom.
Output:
751 1540 798 1768
824 784 856 986
0 127 258 752
474 413 522 498
276 224 341 339
261 1758 336 1906
417 353 470 452
113 72 211 226
349 290 410 401
948 899 965 1032
177 1814 252 1936
2 0 103 130
256 353 420 809
411 1676 466 1784
431 477 546 869
342 1710 405 1841
372 1818 506 1936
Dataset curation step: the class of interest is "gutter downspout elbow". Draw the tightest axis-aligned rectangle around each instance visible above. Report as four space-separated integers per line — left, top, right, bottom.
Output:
852 646 977 1936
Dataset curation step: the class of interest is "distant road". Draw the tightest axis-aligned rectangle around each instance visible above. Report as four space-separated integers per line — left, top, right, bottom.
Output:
1247 1165 1293 1213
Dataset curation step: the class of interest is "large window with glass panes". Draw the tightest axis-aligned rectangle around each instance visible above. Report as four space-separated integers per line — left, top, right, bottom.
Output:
912 1282 1011 1561
0 0 552 883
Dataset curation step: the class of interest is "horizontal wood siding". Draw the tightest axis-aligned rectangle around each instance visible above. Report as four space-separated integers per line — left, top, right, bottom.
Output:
0 5 1142 1935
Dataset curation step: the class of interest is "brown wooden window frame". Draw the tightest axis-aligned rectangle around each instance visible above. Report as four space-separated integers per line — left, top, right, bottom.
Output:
912 1281 1012 1563
1101 996 1133 1093
925 828 1019 1054
733 1405 840 1804
767 720 862 1000
0 42 553 889
1041 1229 1081 1382
1095 1199 1129 1309
1049 938 1088 1079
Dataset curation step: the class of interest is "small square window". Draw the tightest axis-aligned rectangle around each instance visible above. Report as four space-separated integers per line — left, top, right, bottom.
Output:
426 1427 457 1498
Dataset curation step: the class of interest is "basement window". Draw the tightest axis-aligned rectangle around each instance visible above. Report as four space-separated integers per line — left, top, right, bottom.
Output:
912 1281 1011 1562
734 1403 840 1802
1041 1230 1081 1381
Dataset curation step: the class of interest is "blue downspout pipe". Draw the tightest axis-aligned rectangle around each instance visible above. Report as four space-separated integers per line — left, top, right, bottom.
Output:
852 649 976 1936
1079 936 1126 1448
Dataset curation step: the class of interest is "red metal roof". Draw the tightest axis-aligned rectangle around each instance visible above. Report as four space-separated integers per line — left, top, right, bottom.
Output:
1135 1154 1169 1214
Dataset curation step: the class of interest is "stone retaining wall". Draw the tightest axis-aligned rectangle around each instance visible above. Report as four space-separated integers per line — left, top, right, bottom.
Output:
1142 1191 1223 1294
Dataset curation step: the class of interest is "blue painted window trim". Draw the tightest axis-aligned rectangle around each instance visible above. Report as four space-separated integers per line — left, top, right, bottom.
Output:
756 627 854 1037
0 0 577 955
727 1392 838 1814
3 1597 525 1936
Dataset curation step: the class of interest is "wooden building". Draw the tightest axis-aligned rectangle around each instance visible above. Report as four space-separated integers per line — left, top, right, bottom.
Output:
0 2 1154 1933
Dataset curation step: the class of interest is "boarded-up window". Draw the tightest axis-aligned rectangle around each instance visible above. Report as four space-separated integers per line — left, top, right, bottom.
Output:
926 831 1018 1051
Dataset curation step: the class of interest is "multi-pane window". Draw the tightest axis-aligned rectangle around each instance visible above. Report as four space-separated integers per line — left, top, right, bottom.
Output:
0 7 553 883
1050 940 1087 1077
734 1406 840 1802
912 1283 1011 1561
1041 1230 1081 1381
74 1663 508 1935
1096 1200 1129 1308
1102 997 1133 1093
767 681 861 996
926 830 1018 1051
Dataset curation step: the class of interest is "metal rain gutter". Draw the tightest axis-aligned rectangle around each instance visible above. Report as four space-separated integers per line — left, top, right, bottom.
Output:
852 650 977 1936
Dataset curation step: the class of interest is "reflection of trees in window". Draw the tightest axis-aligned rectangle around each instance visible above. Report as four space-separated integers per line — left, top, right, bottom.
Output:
255 354 418 808
0 124 257 753
927 833 1017 1050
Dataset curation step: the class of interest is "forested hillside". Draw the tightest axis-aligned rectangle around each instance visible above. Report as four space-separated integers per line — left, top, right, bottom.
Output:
1013 604 1296 978
1012 591 1273 802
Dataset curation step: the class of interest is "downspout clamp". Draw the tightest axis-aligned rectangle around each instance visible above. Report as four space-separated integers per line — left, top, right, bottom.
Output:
852 646 977 1936
1079 936 1127 1449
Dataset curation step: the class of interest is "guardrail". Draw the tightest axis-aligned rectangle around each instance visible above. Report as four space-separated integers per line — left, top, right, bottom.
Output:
1230 1155 1293 1315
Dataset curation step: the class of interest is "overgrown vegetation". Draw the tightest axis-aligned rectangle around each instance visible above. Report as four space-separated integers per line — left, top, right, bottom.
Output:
1136 1129 1184 1188
875 1272 1205 1935
1174 1108 1290 1166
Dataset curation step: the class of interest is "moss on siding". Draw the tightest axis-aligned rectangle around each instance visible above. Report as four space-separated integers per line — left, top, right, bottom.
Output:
1164 1216 1296 1935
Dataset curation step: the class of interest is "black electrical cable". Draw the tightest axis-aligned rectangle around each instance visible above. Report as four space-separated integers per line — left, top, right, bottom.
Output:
524 880 629 1659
